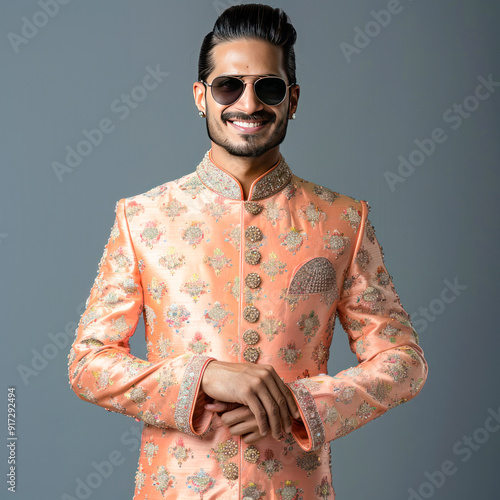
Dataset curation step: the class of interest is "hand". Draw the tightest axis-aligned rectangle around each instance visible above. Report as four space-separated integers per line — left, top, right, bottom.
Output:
201 360 301 441
205 400 270 444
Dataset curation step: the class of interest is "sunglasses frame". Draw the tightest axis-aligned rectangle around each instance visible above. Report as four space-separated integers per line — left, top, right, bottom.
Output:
200 75 296 106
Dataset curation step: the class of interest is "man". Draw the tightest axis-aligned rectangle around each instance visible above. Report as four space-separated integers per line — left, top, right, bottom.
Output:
68 4 428 499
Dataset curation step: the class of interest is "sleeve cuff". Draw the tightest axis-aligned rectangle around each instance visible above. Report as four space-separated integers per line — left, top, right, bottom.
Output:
174 355 216 436
286 380 325 451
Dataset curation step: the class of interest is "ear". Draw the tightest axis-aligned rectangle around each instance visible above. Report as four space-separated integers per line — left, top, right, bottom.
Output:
193 81 207 115
288 84 300 118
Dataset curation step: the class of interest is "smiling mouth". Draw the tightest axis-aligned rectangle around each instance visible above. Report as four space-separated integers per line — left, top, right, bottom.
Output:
227 119 269 131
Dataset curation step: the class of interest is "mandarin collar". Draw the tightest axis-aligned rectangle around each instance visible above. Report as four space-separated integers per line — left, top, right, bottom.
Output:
196 150 292 201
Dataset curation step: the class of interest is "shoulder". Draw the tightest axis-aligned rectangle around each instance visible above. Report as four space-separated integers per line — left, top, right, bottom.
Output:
290 173 368 213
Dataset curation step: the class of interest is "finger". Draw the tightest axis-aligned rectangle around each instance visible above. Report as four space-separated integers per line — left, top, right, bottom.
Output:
273 373 301 420
220 406 252 427
205 401 241 412
242 432 267 445
259 372 295 437
255 379 286 440
245 393 270 437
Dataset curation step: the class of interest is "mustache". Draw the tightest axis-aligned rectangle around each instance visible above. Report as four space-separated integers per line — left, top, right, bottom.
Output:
221 112 275 122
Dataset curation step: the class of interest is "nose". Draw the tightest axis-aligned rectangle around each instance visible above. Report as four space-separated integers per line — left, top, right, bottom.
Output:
233 80 265 113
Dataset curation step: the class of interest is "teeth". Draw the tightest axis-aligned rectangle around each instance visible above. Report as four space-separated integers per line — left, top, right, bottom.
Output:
232 121 264 128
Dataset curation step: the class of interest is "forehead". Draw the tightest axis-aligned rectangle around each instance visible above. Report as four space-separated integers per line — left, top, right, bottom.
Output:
209 38 286 79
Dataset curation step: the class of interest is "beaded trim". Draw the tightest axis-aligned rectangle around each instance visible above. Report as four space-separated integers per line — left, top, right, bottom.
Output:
196 151 292 201
286 380 325 451
174 355 213 435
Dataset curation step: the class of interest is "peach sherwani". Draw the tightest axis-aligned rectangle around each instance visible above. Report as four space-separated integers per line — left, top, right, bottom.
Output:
68 150 428 499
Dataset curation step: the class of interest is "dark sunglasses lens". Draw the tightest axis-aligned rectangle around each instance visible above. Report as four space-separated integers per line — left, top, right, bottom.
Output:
211 77 244 105
255 78 287 105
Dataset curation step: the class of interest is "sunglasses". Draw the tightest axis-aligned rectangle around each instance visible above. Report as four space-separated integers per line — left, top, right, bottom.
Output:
200 75 295 106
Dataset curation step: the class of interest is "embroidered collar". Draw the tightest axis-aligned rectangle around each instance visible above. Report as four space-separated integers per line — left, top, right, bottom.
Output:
196 150 292 201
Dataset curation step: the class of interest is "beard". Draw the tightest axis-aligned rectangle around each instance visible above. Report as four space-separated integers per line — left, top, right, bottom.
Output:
205 107 289 158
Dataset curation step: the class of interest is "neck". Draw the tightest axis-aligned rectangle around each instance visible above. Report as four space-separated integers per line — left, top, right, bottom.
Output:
210 144 281 200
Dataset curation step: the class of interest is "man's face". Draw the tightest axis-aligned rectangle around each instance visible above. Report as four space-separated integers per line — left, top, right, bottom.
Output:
197 38 298 158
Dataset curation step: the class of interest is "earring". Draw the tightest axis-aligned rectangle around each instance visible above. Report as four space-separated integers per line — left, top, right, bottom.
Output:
199 111 205 118
291 113 296 120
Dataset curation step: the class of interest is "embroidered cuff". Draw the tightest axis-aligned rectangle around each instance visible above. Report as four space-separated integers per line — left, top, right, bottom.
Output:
286 380 325 451
174 355 216 436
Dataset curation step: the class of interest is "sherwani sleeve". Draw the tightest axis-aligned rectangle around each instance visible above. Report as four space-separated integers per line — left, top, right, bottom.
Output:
285 199 429 451
67 198 216 435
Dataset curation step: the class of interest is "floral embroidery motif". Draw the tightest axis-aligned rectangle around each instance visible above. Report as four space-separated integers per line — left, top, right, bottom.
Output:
143 305 157 333
151 465 176 496
278 341 303 368
186 468 216 498
160 199 188 221
162 303 190 331
315 476 333 499
143 183 168 200
156 332 173 358
242 482 266 499
168 437 194 468
180 274 209 302
276 479 304 500
155 366 177 396
144 439 159 466
181 222 209 248
125 385 148 406
223 224 241 251
259 312 285 341
179 174 205 198
139 220 165 248
383 353 410 382
314 185 340 204
147 277 167 304
312 341 329 368
263 200 288 225
187 332 211 354
204 301 233 333
260 252 287 281
125 200 144 221
279 227 308 254
298 202 327 228
296 452 321 477
203 248 232 276
202 195 231 221
158 246 186 274
135 463 146 492
340 206 362 231
322 229 350 258
297 310 321 343
257 449 283 479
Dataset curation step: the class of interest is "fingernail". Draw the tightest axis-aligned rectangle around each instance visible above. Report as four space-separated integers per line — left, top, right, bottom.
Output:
286 425 292 433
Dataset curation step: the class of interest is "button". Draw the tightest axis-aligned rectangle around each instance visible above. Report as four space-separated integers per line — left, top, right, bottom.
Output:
243 306 260 323
243 445 260 463
221 462 238 480
245 273 261 289
244 202 263 215
245 226 263 242
243 329 260 345
245 249 261 265
243 347 260 363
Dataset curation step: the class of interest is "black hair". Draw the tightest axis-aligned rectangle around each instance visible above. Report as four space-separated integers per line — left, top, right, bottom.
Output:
198 3 297 85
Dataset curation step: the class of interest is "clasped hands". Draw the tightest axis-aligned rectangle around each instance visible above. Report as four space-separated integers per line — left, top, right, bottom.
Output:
201 360 301 444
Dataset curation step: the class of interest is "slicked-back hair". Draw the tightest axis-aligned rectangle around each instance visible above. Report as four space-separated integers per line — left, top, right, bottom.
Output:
198 3 297 85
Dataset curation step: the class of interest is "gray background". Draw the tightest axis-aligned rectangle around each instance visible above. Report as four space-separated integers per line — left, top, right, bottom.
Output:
2 0 499 498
